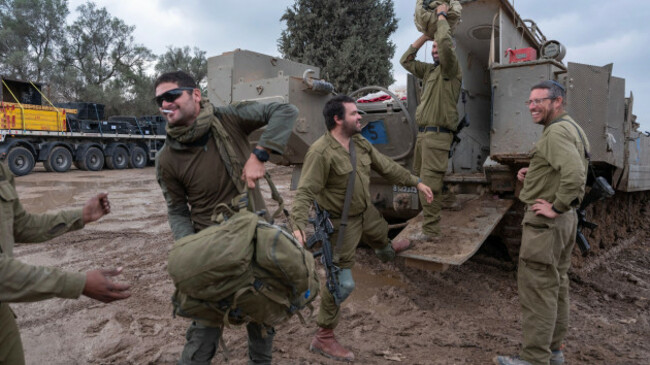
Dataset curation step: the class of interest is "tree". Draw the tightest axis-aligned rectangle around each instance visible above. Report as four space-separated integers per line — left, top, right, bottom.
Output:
0 0 69 81
278 0 398 94
61 1 153 100
155 46 208 87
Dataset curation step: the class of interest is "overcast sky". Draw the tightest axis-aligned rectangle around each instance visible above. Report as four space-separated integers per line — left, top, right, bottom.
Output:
67 0 649 131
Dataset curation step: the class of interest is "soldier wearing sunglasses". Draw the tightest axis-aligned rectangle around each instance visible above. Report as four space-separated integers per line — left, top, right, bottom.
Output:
153 71 298 365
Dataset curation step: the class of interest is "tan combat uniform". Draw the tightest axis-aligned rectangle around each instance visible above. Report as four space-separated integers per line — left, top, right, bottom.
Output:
0 163 87 365
291 132 420 329
400 17 462 236
156 99 297 365
518 113 590 365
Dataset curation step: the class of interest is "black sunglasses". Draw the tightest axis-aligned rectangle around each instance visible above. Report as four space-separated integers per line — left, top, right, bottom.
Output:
154 87 195 107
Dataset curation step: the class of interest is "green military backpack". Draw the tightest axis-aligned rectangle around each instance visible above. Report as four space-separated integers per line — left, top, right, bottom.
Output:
414 0 463 38
167 201 320 327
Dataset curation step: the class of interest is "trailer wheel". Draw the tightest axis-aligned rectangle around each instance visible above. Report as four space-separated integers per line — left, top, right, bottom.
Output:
106 147 129 170
7 146 35 176
43 146 73 172
130 146 147 168
78 147 104 171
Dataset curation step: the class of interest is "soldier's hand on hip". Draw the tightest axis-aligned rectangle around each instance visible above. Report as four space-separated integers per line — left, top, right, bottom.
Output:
531 199 558 219
83 267 131 303
242 155 266 189
82 192 111 224
417 182 434 204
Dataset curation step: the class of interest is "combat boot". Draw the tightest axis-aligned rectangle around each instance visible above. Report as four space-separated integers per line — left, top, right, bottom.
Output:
309 327 354 362
550 349 565 365
493 355 532 365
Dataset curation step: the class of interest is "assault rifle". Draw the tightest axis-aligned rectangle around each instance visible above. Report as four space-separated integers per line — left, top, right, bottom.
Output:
449 91 470 158
449 115 470 158
576 176 615 256
306 201 343 305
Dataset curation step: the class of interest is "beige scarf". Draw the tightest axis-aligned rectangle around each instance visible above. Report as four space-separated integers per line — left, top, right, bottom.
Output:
164 100 213 143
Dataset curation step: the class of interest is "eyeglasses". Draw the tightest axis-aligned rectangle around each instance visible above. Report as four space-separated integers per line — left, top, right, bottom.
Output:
154 87 195 107
524 97 555 106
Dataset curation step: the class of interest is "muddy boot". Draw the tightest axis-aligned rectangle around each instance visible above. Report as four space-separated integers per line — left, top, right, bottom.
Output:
391 238 412 253
441 192 461 210
492 355 532 365
550 349 565 365
309 328 354 362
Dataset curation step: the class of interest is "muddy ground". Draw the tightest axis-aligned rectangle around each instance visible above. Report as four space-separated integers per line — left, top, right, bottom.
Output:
11 165 650 364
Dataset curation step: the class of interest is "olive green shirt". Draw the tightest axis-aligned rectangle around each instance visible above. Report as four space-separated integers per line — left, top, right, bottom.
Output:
519 113 590 212
291 133 420 232
400 18 462 131
156 101 298 240
0 163 86 302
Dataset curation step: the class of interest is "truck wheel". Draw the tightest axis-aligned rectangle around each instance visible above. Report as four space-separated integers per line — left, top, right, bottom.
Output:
7 146 35 176
43 146 72 172
106 147 129 170
129 146 147 168
78 147 104 171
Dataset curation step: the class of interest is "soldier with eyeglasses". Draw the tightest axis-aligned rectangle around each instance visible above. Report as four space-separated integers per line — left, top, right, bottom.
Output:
494 80 590 365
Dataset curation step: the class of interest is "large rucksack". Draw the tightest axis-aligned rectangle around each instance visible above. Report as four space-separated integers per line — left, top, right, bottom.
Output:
414 0 463 38
168 201 320 327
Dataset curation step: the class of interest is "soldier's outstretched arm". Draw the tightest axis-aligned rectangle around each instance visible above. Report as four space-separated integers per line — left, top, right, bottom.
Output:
434 4 460 78
82 193 111 224
82 267 131 303
400 34 432 79
417 183 434 203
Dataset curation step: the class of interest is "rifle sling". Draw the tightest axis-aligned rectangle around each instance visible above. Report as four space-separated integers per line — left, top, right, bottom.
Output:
335 139 357 253
553 117 598 181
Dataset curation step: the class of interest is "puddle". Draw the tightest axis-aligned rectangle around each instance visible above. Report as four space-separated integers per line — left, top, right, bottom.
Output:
347 266 410 303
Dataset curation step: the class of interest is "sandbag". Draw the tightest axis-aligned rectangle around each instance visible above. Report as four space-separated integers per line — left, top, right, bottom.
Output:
168 208 320 327
414 0 462 38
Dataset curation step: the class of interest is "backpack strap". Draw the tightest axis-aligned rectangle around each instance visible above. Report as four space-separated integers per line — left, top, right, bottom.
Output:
556 117 591 161
209 109 285 220
209 114 247 194
553 117 597 180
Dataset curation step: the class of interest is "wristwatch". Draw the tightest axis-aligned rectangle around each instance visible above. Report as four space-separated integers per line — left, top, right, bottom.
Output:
252 147 270 162
437 11 448 18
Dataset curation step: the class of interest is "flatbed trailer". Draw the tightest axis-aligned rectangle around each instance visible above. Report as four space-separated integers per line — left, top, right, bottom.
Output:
0 127 165 175
1 77 166 176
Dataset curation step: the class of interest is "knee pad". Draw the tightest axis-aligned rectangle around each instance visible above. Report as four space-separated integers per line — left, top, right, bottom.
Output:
336 268 355 302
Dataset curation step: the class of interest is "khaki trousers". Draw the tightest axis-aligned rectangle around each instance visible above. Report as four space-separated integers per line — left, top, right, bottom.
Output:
414 131 452 235
518 208 577 365
0 303 24 365
316 205 391 329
